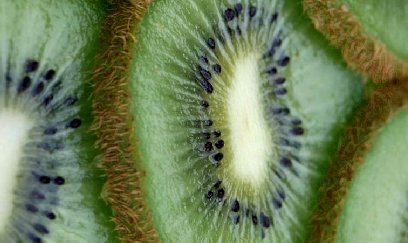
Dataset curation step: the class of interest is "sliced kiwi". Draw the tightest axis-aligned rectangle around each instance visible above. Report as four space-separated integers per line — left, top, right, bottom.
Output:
91 1 158 242
310 85 408 242
0 1 116 242
125 0 366 241
303 0 408 83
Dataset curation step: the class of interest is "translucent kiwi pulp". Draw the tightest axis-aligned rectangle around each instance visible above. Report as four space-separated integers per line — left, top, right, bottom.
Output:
0 1 116 242
309 85 408 242
304 0 408 82
131 0 363 241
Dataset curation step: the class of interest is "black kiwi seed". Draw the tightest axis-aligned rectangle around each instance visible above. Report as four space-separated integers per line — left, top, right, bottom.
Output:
26 204 39 213
44 127 58 135
30 191 46 200
18 76 32 93
272 198 283 209
200 79 214 93
274 77 286 85
204 142 213 152
213 130 221 137
33 224 49 234
25 59 39 72
213 153 223 162
67 118 81 129
231 199 240 212
217 188 225 200
27 233 42 243
43 211 56 220
213 180 222 188
44 69 56 81
278 56 290 66
279 157 292 168
201 100 209 108
233 215 240 224
199 67 212 81
270 12 278 23
212 64 221 74
234 3 243 15
274 88 287 95
32 82 45 96
39 176 51 184
260 213 271 228
207 37 216 49
266 67 277 75
252 215 258 225
214 140 224 149
291 127 304 136
53 176 65 185
224 8 235 22
206 191 214 199
249 6 257 18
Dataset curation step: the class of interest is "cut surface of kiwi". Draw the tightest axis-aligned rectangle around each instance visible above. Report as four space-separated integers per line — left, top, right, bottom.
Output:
309 85 408 242
0 1 116 242
304 0 408 82
130 0 364 242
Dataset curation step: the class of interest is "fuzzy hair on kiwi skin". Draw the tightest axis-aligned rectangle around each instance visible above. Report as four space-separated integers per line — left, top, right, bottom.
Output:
91 1 158 242
308 83 408 242
303 0 408 83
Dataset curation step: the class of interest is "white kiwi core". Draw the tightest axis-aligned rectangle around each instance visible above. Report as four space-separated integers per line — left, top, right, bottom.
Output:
227 54 275 188
0 109 33 230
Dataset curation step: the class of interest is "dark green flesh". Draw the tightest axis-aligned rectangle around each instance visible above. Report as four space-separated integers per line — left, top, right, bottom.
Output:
132 0 363 242
0 1 116 242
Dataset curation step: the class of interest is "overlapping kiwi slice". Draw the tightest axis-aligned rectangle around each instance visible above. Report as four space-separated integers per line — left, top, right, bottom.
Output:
304 0 408 83
126 0 364 241
310 85 408 242
0 1 117 242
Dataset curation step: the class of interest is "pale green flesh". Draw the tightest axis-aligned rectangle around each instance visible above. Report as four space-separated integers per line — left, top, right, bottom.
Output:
337 107 408 243
341 0 408 62
0 1 115 242
133 0 363 242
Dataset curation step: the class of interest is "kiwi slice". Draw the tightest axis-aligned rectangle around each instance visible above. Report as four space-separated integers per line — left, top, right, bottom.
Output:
0 1 116 242
91 1 158 242
303 0 408 83
310 85 408 242
127 0 365 241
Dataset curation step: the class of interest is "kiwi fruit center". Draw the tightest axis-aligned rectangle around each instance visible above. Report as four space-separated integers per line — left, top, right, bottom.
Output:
131 0 363 241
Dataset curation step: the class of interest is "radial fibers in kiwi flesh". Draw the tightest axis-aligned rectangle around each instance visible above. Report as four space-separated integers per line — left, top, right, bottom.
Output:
304 0 408 83
132 0 363 242
310 85 408 243
0 1 116 242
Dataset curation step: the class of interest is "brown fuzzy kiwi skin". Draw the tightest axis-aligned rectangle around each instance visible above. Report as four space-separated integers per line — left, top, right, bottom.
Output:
303 0 408 83
308 83 408 242
91 1 158 242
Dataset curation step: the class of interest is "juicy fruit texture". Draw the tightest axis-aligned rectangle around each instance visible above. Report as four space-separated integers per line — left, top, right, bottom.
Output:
0 1 115 242
132 0 363 241
309 85 408 242
304 0 408 82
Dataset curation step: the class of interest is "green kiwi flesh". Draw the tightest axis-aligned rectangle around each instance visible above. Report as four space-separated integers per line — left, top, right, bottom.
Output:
132 0 363 242
337 105 408 243
0 1 116 242
309 85 408 242
303 0 408 82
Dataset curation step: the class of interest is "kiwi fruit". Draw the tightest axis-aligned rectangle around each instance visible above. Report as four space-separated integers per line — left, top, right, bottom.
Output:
117 0 366 241
303 0 408 83
91 1 158 242
310 84 408 242
0 1 117 242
